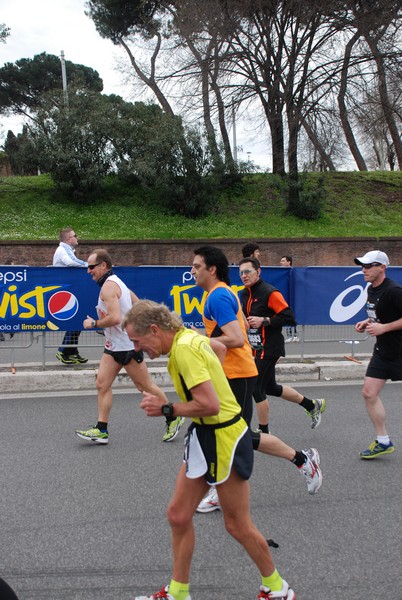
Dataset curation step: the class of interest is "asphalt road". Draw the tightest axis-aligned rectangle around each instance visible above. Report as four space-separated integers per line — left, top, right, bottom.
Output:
1 382 401 600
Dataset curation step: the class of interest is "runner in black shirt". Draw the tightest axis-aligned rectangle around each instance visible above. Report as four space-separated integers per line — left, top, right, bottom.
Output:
354 250 402 459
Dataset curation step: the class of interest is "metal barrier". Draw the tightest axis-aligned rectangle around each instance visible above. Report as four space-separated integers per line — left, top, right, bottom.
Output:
40 330 106 367
286 325 372 360
0 332 37 371
0 325 371 369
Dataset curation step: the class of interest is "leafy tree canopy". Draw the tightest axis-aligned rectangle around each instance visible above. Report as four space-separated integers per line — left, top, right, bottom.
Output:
0 52 103 116
0 23 10 43
85 0 162 41
3 128 38 176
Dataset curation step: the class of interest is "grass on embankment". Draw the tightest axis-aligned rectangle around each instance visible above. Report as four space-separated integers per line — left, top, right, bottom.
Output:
0 170 401 240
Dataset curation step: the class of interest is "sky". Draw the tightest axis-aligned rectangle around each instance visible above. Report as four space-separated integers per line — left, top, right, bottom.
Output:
0 0 271 169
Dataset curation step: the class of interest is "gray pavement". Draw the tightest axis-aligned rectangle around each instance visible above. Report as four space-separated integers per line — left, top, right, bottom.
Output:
1 382 401 599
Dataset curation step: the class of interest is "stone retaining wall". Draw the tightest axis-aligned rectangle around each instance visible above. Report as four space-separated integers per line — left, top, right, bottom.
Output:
1 237 401 267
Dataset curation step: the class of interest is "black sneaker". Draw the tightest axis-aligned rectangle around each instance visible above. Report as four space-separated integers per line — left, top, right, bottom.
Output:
56 351 77 365
71 354 88 364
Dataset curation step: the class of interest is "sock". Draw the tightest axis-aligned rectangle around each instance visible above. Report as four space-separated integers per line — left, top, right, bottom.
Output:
377 435 390 446
261 569 283 592
291 450 306 468
259 424 269 434
168 579 190 600
300 397 315 412
96 421 108 432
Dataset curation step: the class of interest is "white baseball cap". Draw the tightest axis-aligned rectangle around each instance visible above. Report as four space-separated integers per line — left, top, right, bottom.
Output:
354 250 389 266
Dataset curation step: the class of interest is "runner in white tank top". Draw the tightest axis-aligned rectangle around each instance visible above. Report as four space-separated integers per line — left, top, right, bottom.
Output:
75 249 171 445
97 273 133 352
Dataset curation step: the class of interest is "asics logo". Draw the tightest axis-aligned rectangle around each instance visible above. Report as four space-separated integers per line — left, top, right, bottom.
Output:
329 272 369 323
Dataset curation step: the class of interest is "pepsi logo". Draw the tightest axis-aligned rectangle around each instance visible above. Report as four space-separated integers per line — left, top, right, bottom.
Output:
48 291 79 321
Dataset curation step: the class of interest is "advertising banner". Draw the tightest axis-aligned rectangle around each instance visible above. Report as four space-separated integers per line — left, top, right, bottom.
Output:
292 267 402 325
1 264 401 332
0 265 288 333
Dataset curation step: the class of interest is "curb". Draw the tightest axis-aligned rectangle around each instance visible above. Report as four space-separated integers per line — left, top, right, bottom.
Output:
0 359 368 395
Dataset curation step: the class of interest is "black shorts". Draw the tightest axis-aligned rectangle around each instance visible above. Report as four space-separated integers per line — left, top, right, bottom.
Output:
228 376 257 427
366 352 402 382
103 348 144 366
254 355 283 401
185 416 254 484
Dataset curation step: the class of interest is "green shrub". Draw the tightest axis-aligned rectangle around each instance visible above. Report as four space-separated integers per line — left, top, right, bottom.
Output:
285 173 326 220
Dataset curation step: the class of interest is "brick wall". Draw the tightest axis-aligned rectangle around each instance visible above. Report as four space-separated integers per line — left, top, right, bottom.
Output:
1 237 401 267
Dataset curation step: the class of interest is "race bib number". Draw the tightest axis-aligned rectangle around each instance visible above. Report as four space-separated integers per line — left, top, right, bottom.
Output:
247 328 263 350
366 302 377 322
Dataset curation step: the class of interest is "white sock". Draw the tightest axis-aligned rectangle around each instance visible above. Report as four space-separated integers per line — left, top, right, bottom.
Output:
377 435 390 445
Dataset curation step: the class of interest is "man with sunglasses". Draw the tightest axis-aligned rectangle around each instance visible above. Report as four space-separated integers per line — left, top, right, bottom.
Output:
75 249 168 444
52 226 88 365
191 246 322 514
354 250 402 459
239 257 325 434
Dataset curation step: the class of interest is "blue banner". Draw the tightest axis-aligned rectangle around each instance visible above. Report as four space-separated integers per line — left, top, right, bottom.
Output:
292 267 402 325
1 264 401 332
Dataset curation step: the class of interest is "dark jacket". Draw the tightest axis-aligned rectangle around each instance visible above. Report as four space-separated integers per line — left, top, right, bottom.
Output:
241 278 295 358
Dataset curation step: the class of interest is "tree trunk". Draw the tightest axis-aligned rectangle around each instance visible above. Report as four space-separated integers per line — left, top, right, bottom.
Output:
301 118 336 171
184 36 224 171
209 49 235 172
120 37 175 118
365 35 402 170
257 91 285 174
287 111 299 175
269 110 286 175
337 32 368 171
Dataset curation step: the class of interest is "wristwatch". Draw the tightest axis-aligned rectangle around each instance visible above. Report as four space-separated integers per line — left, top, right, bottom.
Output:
161 403 174 418
263 317 270 326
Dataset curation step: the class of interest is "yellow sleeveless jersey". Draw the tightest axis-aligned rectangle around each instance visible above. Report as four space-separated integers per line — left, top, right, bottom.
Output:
168 328 243 425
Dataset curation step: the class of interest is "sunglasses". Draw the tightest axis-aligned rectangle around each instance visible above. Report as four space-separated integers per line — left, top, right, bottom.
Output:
361 263 381 269
88 262 102 270
239 269 256 276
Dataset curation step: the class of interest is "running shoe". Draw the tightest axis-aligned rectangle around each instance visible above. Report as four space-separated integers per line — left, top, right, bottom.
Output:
360 440 395 459
75 426 108 444
56 351 77 365
70 353 89 364
306 398 326 429
258 580 296 599
135 584 191 600
162 416 185 442
196 486 220 513
299 448 322 494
